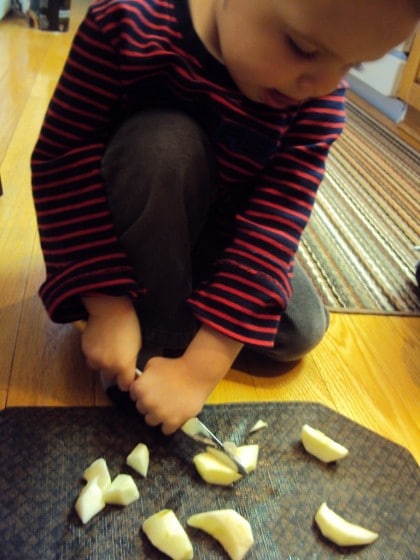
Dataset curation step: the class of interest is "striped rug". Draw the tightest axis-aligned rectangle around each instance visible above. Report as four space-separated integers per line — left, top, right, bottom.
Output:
298 98 419 315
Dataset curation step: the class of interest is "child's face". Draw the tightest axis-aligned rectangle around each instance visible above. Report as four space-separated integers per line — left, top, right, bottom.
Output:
215 0 418 106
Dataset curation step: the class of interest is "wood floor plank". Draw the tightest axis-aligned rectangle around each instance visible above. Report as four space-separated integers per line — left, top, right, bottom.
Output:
0 122 38 399
251 357 334 405
0 63 52 400
0 16 51 166
207 367 260 404
312 313 420 460
0 231 35 397
0 11 85 403
5 231 95 406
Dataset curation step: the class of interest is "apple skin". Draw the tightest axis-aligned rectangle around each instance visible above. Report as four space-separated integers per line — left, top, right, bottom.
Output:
315 502 379 547
187 509 254 560
142 509 194 560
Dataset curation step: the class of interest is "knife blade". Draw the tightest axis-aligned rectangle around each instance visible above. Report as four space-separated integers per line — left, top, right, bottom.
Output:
181 417 248 476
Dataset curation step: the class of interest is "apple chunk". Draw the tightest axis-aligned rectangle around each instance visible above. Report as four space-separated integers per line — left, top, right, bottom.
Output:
301 424 349 463
187 509 254 560
142 509 193 560
193 452 243 486
103 474 140 506
249 419 268 434
205 447 239 473
315 502 379 547
75 476 106 524
127 443 149 477
234 445 259 473
206 445 259 474
83 457 111 492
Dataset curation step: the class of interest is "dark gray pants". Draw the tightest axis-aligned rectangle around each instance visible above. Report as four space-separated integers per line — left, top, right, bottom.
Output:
102 110 328 362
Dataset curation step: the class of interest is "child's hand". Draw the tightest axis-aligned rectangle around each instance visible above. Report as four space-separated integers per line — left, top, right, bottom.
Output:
129 324 244 434
129 355 217 434
81 295 141 390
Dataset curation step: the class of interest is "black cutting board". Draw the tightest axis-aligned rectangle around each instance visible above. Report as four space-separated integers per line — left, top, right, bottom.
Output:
0 403 418 559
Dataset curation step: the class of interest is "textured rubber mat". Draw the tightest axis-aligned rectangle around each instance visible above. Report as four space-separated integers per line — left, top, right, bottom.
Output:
0 403 418 559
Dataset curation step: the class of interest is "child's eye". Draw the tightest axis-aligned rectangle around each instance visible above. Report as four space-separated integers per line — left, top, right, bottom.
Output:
286 36 319 61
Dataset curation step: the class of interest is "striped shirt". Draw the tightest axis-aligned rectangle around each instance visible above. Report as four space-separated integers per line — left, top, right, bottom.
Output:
31 0 346 347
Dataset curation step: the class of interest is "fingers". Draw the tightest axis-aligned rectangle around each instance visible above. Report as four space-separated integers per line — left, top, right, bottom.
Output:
116 367 137 391
129 375 142 403
130 376 180 434
80 308 142 392
143 412 161 428
160 421 180 436
143 412 179 435
94 363 136 390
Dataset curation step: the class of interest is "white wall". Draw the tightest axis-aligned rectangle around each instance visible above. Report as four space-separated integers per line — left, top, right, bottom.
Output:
0 0 12 19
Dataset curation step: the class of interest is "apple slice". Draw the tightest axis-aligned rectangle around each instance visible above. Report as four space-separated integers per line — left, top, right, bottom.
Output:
127 443 150 477
193 452 243 486
83 457 111 492
103 474 140 506
75 476 106 524
249 419 268 434
315 502 379 547
205 444 259 475
187 509 254 560
235 445 259 473
142 509 193 560
301 424 349 463
205 447 239 472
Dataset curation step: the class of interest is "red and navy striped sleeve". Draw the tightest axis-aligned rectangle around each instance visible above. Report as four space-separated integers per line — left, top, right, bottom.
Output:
188 93 346 346
31 2 144 322
31 0 346 347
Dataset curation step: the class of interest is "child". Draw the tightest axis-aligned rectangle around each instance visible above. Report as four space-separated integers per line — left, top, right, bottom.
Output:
31 0 419 434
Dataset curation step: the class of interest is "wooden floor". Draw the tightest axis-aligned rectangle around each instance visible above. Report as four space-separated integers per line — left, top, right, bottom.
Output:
1 4 419 464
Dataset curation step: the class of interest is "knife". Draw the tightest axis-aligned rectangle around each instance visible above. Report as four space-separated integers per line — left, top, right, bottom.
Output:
181 417 248 476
